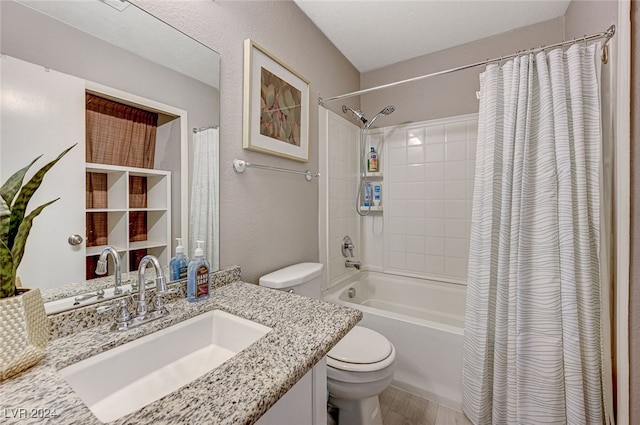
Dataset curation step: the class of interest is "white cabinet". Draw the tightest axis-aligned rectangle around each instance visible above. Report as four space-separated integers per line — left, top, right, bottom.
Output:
85 163 171 273
256 359 327 425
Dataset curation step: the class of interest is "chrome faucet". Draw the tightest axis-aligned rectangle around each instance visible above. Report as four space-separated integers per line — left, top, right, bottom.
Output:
345 259 361 270
135 255 169 317
95 247 123 295
97 254 172 331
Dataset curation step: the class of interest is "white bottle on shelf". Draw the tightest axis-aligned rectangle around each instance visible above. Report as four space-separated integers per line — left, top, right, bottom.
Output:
373 182 382 206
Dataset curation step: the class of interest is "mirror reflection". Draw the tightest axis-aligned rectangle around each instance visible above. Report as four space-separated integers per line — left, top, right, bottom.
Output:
0 0 220 309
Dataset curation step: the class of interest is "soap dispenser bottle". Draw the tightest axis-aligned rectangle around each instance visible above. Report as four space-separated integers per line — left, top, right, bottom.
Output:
187 240 210 302
367 146 378 172
169 238 189 281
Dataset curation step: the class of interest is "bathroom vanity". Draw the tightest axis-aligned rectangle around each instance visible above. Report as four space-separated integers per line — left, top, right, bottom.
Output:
0 267 362 424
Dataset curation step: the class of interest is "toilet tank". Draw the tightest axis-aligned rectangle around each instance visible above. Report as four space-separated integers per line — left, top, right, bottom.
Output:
258 263 324 299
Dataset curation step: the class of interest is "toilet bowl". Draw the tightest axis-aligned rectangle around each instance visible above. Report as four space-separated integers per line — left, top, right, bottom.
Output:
258 263 396 425
326 326 396 425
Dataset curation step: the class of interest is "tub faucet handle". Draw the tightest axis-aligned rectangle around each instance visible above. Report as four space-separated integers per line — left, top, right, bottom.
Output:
342 235 355 258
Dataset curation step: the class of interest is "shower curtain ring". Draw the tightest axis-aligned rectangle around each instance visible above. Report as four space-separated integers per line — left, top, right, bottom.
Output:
583 35 588 48
601 44 609 64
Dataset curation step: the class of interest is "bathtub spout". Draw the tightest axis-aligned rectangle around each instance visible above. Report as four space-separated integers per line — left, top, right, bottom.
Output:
345 259 361 270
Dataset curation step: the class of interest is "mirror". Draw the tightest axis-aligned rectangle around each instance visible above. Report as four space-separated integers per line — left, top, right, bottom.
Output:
0 0 220 307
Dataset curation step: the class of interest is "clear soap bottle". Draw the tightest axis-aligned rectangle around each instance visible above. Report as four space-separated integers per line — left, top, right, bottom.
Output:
367 147 378 172
187 240 210 302
169 238 189 281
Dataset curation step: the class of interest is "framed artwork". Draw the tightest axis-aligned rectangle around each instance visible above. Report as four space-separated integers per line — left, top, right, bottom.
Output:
243 39 310 162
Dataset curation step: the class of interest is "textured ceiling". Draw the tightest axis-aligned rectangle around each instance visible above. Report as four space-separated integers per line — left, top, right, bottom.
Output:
294 0 572 72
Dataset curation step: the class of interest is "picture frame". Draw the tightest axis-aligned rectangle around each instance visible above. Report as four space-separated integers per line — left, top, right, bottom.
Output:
243 39 310 162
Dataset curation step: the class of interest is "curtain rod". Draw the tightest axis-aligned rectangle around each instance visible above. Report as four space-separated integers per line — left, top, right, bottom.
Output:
318 25 615 106
192 125 219 133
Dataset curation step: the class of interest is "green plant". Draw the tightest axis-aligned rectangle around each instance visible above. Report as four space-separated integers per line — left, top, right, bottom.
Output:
0 144 75 298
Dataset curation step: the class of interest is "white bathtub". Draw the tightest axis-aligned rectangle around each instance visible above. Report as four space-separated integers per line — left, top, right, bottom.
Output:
323 271 466 409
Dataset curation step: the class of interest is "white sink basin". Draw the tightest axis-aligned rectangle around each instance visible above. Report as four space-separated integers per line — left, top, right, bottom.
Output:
59 310 272 423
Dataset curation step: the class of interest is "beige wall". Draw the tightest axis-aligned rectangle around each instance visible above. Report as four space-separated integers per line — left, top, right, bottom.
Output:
360 18 564 125
564 0 618 38
132 0 360 283
360 1 618 127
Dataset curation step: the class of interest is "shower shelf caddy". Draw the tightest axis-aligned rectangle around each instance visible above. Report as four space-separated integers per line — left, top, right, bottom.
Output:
364 172 383 212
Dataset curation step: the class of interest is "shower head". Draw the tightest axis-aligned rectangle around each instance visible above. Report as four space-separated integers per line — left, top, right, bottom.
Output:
365 105 395 129
380 105 395 115
342 105 368 125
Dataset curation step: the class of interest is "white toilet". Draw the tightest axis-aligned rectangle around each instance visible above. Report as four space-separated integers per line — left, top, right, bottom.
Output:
259 263 396 425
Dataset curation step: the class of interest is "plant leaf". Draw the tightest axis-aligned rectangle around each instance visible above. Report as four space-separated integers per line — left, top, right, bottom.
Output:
0 155 41 208
7 144 76 248
0 238 16 298
0 196 10 245
10 198 59 272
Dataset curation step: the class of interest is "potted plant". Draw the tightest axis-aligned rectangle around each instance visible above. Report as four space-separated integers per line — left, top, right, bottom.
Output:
0 144 75 380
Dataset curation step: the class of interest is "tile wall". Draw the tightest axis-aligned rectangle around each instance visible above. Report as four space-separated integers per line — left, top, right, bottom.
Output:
322 109 478 287
324 110 360 285
380 114 478 283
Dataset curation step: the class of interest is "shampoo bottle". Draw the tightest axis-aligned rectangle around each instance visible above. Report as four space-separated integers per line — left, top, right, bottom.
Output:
367 147 379 172
169 238 189 281
187 240 210 302
363 182 372 207
373 182 382 206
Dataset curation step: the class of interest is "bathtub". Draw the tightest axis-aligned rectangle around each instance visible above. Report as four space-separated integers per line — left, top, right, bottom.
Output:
323 271 466 409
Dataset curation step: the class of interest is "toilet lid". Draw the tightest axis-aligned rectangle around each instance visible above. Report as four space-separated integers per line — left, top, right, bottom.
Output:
328 326 392 365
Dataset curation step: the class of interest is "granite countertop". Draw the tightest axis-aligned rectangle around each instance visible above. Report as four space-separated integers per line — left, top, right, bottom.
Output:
0 281 362 424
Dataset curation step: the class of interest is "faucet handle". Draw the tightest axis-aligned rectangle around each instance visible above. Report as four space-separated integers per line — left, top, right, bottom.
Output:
96 298 132 323
114 298 132 324
342 236 355 258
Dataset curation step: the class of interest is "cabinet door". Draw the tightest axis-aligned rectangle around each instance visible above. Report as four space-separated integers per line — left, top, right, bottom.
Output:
255 370 314 425
1 55 86 288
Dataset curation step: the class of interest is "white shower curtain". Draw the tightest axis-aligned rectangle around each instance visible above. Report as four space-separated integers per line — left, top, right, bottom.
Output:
189 127 219 270
462 43 609 424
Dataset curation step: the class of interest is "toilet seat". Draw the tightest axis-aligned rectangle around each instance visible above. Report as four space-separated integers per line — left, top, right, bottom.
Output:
327 326 395 372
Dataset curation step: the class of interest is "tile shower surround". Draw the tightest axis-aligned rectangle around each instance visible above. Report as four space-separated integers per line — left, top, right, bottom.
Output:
327 113 477 284
383 115 477 282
